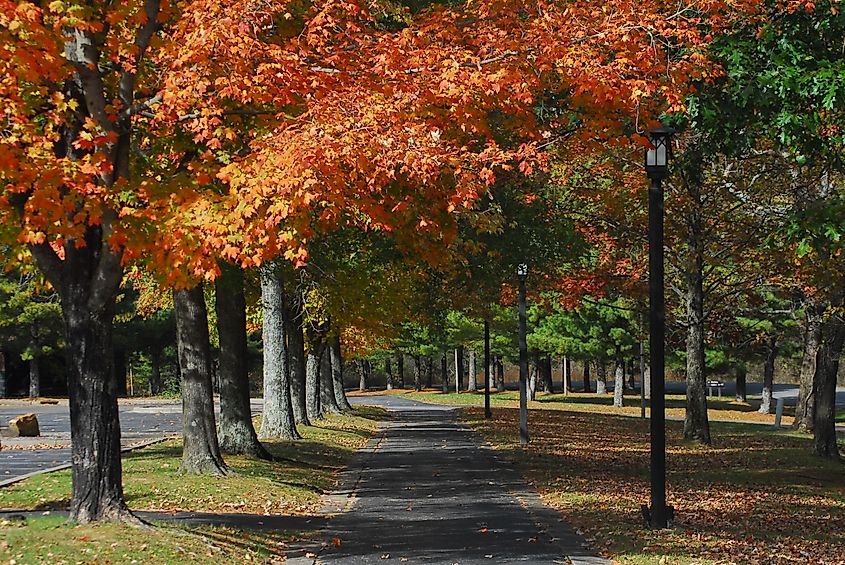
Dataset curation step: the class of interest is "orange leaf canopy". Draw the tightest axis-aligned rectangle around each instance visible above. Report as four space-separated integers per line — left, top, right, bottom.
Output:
1 0 765 281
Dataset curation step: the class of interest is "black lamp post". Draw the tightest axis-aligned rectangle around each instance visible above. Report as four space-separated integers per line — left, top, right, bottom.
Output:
644 125 674 529
517 263 529 446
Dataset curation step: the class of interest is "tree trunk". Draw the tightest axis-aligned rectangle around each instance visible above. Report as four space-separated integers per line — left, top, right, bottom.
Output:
259 263 299 440
467 349 478 392
735 366 747 402
613 357 624 407
215 265 271 458
440 349 449 392
0 351 6 398
467 350 477 391
813 313 844 459
759 339 777 414
683 181 711 444
61 286 132 523
396 352 405 388
540 356 553 393
149 347 162 396
795 304 822 431
528 352 539 401
495 356 505 392
286 295 310 426
358 359 367 391
583 361 592 393
562 357 571 393
413 355 422 391
424 356 433 388
174 286 228 476
385 358 393 390
595 362 607 395
455 347 465 391
319 344 341 415
329 335 352 411
305 346 324 421
28 356 40 398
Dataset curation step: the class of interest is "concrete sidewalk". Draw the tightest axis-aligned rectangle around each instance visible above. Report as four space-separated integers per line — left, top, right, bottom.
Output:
314 396 607 565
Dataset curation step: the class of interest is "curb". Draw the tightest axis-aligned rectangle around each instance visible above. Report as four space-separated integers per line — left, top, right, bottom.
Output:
0 435 177 489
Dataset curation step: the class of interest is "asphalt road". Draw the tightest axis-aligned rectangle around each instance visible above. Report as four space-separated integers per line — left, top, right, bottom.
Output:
322 395 606 565
0 400 260 484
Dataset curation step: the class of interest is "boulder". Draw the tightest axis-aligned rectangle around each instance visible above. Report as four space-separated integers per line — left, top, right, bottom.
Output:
9 413 40 437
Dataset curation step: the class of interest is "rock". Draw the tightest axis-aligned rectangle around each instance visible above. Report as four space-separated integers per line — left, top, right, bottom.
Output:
9 413 40 437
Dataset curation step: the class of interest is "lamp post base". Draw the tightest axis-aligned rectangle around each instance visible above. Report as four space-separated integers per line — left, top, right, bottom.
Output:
641 504 675 529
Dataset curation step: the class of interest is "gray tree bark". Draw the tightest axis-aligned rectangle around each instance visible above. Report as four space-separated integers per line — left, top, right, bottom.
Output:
682 177 711 444
0 351 6 398
305 346 324 421
467 350 477 391
794 304 822 431
174 285 228 476
286 295 310 426
424 356 433 388
758 338 777 414
318 343 341 415
413 355 422 391
259 263 299 440
455 347 465 391
441 349 449 392
28 356 40 398
495 356 505 392
358 359 368 391
396 352 405 388
613 357 624 407
813 313 844 459
734 366 747 402
215 265 271 458
330 336 352 411
385 358 394 390
595 362 607 395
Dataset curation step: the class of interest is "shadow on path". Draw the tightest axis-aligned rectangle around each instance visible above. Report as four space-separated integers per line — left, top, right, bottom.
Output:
317 396 607 564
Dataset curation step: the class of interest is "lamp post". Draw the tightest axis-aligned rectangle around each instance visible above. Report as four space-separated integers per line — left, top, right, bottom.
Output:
517 263 529 446
645 125 674 529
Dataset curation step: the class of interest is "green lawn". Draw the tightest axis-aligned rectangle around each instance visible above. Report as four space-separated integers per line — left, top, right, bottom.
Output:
0 407 387 564
362 388 786 425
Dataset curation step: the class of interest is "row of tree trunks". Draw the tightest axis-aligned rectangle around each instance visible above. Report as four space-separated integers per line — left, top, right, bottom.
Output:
287 296 310 426
331 337 353 411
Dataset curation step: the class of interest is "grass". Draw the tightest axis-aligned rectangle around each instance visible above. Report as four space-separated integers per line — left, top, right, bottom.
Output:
354 388 789 425
372 389 845 564
0 515 302 565
0 407 388 564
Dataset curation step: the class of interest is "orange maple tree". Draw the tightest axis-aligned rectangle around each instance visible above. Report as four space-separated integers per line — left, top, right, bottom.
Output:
0 0 772 523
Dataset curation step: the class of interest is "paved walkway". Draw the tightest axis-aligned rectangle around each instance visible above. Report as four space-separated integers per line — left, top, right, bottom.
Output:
317 396 606 565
